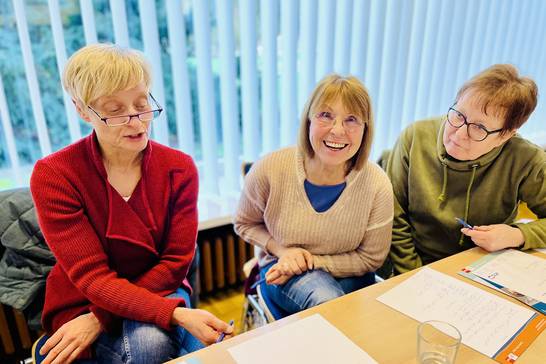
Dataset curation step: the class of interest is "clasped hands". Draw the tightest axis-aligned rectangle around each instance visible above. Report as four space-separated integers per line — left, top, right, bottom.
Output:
265 247 314 285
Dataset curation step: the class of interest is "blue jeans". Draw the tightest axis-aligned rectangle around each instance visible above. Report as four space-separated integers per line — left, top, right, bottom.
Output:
260 262 376 315
37 288 203 364
86 288 203 363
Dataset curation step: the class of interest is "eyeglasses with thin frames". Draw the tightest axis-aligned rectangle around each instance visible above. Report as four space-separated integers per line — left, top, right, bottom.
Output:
313 111 365 133
88 93 163 127
446 106 503 141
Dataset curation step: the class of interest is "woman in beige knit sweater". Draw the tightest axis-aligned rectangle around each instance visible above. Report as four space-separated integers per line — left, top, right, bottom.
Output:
234 74 393 316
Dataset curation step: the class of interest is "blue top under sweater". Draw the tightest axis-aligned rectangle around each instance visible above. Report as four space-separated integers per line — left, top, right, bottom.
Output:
304 179 346 212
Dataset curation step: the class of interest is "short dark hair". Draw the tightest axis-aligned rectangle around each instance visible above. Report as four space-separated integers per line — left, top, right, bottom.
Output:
456 64 538 133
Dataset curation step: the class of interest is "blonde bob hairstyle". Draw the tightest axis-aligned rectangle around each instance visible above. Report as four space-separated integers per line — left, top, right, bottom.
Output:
298 74 374 171
63 43 152 106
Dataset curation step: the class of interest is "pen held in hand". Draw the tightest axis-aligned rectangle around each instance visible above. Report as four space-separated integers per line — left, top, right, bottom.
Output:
216 319 234 343
455 217 474 230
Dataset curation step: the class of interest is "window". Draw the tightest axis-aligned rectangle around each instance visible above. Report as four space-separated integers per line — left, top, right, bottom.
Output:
1 0 545 221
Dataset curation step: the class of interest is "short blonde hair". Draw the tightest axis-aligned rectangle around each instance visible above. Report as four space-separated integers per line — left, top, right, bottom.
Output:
456 64 537 133
63 43 152 106
298 74 374 171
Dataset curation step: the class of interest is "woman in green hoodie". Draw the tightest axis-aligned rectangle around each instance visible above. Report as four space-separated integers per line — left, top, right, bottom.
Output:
387 64 546 275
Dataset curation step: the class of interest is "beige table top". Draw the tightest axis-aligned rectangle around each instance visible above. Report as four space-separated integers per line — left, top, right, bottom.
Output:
169 248 546 364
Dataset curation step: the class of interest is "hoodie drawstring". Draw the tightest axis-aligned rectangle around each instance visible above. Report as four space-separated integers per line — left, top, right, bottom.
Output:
458 164 478 245
438 163 448 202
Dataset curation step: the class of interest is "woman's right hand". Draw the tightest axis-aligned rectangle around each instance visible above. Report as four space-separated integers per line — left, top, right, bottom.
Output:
171 307 234 345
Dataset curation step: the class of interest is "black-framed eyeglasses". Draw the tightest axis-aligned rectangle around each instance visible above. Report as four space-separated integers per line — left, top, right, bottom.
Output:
88 93 163 127
446 106 503 142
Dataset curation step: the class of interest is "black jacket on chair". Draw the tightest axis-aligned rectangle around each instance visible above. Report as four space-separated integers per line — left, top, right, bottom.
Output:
0 188 55 329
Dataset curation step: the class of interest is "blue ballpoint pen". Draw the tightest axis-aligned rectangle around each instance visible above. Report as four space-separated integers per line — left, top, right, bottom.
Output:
455 217 473 229
250 277 266 290
216 320 234 343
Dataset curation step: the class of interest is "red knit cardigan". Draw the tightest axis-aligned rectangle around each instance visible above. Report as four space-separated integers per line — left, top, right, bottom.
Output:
30 133 198 337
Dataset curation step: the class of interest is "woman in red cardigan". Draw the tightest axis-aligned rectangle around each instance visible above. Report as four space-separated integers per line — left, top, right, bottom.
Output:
30 44 232 364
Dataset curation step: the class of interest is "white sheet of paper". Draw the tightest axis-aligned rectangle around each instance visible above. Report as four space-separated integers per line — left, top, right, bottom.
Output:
377 267 535 358
472 249 546 302
228 314 378 364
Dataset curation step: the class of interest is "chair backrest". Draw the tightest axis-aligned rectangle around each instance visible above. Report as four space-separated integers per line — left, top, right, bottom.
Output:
241 162 262 260
32 334 47 364
256 284 288 321
242 259 260 296
241 162 253 177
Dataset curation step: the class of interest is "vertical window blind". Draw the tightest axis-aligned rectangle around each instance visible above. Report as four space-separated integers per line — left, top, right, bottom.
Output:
0 0 545 221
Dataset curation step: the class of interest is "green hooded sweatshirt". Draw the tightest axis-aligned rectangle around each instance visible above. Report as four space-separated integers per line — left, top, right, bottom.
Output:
387 117 546 274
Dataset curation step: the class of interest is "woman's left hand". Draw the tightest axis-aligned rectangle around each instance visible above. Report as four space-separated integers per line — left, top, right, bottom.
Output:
461 224 525 252
40 312 101 364
265 263 294 285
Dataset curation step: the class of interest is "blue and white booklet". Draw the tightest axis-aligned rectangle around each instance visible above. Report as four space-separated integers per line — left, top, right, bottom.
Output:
459 249 546 315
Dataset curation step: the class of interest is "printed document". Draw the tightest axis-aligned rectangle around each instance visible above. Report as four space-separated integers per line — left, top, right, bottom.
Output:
377 267 535 358
472 249 546 302
228 314 378 364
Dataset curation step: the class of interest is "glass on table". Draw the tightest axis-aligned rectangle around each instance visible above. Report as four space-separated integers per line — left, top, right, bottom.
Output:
417 320 462 364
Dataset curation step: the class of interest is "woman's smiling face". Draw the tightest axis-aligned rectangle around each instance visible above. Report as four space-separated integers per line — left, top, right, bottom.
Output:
308 98 364 169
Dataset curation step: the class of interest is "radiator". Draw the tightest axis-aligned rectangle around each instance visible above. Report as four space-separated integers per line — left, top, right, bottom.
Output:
197 224 254 295
0 303 38 360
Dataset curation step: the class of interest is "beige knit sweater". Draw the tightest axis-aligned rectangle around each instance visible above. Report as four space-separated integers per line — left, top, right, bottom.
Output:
234 147 394 278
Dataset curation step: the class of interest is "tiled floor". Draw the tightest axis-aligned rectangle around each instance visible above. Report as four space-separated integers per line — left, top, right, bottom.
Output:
198 288 246 334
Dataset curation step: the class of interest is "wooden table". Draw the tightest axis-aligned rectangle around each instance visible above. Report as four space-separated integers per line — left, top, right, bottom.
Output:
169 248 546 364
